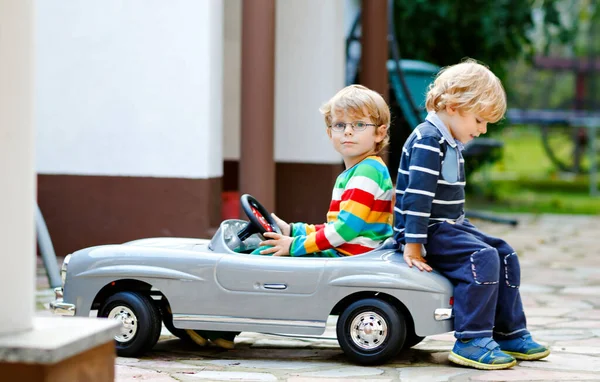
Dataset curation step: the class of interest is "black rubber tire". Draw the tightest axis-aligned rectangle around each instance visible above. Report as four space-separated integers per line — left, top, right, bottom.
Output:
99 291 162 357
336 298 406 365
403 331 425 349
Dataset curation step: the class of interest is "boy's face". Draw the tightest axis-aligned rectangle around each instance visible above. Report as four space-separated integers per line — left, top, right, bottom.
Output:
327 108 387 168
445 106 488 144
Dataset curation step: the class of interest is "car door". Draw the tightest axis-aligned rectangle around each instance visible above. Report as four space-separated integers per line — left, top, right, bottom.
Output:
213 254 327 322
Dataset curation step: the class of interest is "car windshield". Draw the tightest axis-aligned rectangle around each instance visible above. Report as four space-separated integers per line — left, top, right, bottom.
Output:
210 219 263 254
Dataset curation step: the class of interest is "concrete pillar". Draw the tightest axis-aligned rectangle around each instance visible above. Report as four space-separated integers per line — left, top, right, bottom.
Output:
0 0 35 335
240 0 276 212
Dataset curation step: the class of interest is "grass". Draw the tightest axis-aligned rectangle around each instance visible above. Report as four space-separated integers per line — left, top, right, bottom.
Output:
467 126 600 215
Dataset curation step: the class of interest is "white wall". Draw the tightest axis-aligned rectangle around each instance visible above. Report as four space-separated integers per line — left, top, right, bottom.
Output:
274 0 346 164
222 0 346 164
35 0 223 179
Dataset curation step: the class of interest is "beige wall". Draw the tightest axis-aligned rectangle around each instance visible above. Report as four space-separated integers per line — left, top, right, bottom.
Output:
223 0 346 164
0 0 35 335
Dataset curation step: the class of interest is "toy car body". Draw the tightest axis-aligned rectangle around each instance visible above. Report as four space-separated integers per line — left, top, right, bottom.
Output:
51 211 454 365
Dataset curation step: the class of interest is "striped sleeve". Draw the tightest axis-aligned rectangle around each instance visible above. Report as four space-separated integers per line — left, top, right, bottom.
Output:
399 136 441 243
290 161 390 256
290 222 325 237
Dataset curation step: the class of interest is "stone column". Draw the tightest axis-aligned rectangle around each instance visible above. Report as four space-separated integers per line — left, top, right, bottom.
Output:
0 0 35 336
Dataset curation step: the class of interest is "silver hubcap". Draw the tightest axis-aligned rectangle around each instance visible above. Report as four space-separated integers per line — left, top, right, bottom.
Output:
108 305 138 343
349 311 388 350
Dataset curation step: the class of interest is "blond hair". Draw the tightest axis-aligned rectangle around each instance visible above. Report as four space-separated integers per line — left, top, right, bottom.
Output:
320 84 390 153
425 58 506 123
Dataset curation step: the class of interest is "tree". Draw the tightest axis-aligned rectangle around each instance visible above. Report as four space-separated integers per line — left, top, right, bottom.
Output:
391 0 571 95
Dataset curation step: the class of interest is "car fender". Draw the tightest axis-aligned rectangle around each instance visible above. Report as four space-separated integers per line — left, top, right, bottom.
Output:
76 264 204 282
328 274 447 294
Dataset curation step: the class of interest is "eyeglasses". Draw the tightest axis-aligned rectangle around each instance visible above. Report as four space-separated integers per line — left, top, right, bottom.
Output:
329 121 376 132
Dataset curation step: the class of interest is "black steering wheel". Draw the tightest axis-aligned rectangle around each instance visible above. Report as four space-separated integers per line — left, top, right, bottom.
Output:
237 194 282 241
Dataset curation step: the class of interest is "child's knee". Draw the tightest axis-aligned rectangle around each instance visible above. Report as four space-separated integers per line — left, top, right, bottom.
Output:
503 252 521 288
469 247 500 285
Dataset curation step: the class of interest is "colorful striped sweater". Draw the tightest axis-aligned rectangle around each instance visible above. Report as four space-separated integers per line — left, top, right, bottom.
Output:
289 156 394 257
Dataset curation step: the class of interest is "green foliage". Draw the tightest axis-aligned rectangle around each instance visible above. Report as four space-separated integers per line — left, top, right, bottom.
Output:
468 126 600 215
391 0 570 87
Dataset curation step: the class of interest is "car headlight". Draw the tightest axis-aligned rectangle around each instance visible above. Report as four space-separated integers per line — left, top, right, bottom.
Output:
61 254 71 285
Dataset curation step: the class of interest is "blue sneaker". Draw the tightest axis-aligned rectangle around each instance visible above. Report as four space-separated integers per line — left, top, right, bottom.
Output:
496 334 550 360
449 337 516 370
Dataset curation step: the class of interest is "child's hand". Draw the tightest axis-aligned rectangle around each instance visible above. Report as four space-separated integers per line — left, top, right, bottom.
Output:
271 213 291 236
259 232 293 256
403 243 432 272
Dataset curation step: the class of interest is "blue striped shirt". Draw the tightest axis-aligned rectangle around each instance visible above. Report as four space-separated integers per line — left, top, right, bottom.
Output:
394 112 466 244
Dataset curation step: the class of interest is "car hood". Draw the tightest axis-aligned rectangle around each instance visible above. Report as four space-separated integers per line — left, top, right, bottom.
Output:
123 237 211 251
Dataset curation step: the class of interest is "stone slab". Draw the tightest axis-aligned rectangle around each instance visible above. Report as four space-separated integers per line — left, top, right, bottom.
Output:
0 315 119 364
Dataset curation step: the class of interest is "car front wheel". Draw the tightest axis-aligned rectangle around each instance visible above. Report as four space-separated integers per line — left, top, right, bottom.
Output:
99 291 162 357
336 298 406 365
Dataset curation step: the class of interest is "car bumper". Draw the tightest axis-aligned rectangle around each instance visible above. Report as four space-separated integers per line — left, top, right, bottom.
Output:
434 308 452 321
49 287 76 316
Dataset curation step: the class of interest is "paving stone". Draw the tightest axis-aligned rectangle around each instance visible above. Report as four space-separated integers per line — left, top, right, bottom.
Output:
551 337 600 347
206 359 328 370
469 368 600 381
552 346 600 355
526 316 570 327
547 320 600 329
177 371 278 381
397 365 471 381
519 285 556 294
519 353 600 372
530 329 593 342
526 307 574 318
288 378 392 382
115 365 179 381
298 366 384 378
561 286 600 296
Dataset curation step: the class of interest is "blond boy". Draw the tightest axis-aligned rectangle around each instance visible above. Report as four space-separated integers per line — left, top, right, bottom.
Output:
393 59 549 370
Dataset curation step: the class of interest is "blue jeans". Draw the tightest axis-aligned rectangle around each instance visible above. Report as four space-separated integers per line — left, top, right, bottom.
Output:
424 220 529 340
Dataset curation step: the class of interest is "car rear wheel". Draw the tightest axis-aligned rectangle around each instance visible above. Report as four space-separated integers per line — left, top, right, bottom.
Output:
336 298 406 365
99 291 162 357
403 331 425 349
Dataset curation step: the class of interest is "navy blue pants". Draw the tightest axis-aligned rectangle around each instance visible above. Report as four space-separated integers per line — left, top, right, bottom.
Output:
424 220 529 340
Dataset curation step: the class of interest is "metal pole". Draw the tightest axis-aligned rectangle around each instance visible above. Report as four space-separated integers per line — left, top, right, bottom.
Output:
588 120 598 197
36 204 62 288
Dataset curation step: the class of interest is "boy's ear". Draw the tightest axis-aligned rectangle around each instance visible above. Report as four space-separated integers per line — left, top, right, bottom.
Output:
376 125 387 141
326 127 332 139
446 104 458 115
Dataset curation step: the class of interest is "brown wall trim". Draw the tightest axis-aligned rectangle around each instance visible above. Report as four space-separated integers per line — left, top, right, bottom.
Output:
224 160 343 224
37 174 221 257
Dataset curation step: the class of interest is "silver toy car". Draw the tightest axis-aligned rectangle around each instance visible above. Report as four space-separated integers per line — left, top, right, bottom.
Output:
51 194 453 365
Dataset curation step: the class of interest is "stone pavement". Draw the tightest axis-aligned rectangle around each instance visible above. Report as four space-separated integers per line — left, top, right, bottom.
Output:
35 214 600 381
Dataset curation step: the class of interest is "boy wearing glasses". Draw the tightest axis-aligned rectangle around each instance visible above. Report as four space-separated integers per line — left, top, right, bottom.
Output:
394 59 549 370
258 84 394 257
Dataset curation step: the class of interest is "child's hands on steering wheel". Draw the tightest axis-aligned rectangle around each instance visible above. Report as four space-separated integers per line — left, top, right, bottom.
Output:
259 232 293 256
271 213 290 236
